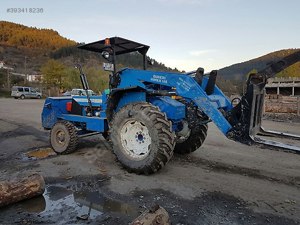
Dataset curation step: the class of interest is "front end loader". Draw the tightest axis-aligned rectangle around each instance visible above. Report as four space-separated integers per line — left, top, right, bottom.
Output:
41 37 300 174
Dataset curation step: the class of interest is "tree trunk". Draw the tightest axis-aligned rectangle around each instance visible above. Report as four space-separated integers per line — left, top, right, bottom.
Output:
0 174 45 207
130 205 170 225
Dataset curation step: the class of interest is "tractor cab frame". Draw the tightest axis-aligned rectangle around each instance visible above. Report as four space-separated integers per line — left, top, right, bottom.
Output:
79 37 150 73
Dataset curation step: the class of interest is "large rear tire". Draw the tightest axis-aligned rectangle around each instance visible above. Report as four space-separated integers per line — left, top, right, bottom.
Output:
50 121 78 154
174 101 208 154
110 102 175 174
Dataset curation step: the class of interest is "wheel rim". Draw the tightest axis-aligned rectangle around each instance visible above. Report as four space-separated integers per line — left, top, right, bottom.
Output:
55 129 67 147
120 120 151 160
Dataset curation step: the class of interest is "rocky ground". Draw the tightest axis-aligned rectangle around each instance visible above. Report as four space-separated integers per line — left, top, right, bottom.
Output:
0 98 299 225
264 113 300 124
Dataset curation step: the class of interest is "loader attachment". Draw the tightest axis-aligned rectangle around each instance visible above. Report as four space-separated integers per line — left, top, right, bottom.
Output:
226 50 300 152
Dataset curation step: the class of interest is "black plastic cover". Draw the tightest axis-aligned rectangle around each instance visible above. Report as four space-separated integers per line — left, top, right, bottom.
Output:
78 37 150 55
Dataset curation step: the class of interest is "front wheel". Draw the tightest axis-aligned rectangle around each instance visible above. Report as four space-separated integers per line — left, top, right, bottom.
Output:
20 95 25 100
109 102 175 174
50 121 78 154
174 124 208 154
174 101 208 154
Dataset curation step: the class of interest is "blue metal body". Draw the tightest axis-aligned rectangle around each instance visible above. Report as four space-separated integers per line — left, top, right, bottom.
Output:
116 68 233 134
41 68 234 136
149 96 185 121
42 97 71 128
42 95 108 133
116 92 146 110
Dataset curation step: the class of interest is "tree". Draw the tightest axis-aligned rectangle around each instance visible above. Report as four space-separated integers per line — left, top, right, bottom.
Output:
0 69 6 87
277 62 300 78
41 59 66 89
63 67 81 90
84 66 109 92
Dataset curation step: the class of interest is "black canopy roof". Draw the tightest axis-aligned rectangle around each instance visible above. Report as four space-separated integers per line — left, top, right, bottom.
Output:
78 37 150 56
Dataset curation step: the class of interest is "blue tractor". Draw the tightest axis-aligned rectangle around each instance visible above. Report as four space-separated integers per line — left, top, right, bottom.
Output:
42 37 300 174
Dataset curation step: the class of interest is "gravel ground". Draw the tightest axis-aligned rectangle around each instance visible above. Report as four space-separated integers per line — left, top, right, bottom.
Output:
0 98 299 225
264 113 300 123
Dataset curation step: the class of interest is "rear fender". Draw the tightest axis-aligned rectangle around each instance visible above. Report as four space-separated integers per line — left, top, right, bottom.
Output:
116 92 146 111
41 97 71 129
106 87 146 121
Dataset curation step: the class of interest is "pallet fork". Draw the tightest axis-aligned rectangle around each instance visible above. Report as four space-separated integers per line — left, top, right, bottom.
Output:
226 50 300 152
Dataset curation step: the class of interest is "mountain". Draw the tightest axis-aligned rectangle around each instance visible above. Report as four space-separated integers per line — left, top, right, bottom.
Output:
219 49 300 80
0 21 180 93
0 21 177 74
0 21 77 74
49 45 177 72
0 21 76 50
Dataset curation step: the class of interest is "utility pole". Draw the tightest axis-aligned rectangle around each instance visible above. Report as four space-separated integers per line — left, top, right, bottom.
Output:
6 69 10 88
24 56 27 84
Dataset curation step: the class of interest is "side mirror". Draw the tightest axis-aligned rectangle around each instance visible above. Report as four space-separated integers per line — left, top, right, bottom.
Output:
101 50 114 71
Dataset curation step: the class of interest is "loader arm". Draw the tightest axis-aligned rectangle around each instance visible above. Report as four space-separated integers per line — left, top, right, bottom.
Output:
117 50 300 152
117 69 234 134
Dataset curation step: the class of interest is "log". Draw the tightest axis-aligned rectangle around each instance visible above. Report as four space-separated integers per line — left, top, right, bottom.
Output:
0 173 45 207
130 205 170 225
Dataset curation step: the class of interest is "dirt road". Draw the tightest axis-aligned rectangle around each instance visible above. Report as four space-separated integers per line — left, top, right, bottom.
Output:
0 98 299 225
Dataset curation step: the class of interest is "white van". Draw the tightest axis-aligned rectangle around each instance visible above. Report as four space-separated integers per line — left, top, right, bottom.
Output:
70 89 96 96
11 86 42 99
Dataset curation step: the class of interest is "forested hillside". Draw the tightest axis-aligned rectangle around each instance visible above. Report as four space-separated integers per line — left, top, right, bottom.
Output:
0 21 178 93
219 49 300 80
0 21 76 50
0 21 178 73
50 45 178 72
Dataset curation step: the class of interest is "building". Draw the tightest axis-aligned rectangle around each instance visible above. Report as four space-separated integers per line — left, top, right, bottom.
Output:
265 77 300 96
0 61 14 70
26 74 43 82
9 72 43 83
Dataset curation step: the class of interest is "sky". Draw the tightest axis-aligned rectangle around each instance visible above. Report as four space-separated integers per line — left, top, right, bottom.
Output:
1 0 300 71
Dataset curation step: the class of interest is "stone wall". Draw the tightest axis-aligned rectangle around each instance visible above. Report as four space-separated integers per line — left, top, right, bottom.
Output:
264 95 300 115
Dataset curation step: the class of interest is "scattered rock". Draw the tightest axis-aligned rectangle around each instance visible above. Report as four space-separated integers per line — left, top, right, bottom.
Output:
131 205 170 225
